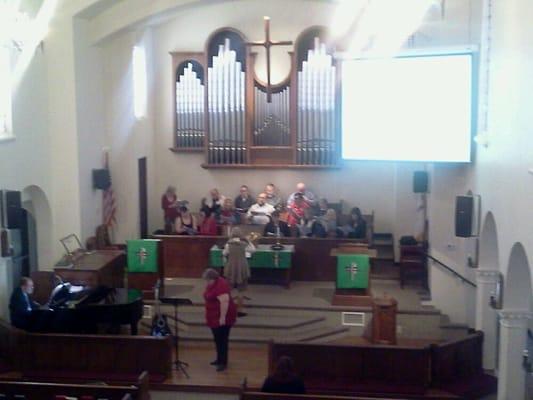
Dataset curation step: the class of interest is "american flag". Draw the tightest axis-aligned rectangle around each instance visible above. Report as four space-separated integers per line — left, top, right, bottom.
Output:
102 151 117 228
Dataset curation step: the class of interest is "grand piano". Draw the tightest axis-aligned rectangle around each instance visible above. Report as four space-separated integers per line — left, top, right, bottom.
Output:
31 284 143 335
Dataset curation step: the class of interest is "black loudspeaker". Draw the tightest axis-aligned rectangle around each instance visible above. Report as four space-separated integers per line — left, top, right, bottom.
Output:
92 169 111 190
413 171 428 193
455 196 474 237
5 191 22 229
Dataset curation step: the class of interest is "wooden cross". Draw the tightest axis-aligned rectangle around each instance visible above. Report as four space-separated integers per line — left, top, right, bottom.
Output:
246 16 293 103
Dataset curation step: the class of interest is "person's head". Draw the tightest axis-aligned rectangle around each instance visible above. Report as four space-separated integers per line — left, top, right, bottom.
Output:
257 192 267 206
325 208 337 222
20 277 34 295
210 188 220 199
166 186 176 196
265 183 276 197
200 208 212 221
273 356 295 379
319 198 328 210
351 207 362 222
180 205 190 215
271 210 280 224
239 185 250 198
230 227 243 239
296 182 306 193
202 268 220 286
223 197 234 210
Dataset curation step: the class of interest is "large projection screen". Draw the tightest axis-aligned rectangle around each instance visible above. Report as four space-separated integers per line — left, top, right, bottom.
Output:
341 53 473 162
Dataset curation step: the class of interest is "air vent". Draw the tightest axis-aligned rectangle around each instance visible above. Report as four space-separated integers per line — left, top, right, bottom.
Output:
341 312 365 327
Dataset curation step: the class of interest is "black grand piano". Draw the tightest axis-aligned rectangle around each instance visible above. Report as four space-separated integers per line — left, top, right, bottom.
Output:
31 284 143 335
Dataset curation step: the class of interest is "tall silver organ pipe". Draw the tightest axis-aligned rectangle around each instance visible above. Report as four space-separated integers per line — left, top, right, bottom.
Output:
176 62 205 148
207 38 246 164
297 37 336 165
253 86 290 146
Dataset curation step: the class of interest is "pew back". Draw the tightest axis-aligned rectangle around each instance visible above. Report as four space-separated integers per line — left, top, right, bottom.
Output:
18 332 172 383
0 371 149 400
241 392 400 400
269 342 431 396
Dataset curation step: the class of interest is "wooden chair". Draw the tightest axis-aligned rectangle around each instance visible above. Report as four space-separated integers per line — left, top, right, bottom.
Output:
399 244 426 289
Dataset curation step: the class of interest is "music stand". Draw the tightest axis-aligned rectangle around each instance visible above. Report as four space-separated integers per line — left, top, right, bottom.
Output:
159 293 193 378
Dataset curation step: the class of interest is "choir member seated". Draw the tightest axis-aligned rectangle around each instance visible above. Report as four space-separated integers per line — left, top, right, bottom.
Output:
287 182 317 208
220 197 237 226
287 193 310 226
9 277 39 331
161 185 180 230
234 185 254 215
296 208 327 238
319 208 338 237
201 188 225 218
175 205 198 235
317 198 329 216
347 207 367 239
247 193 275 225
198 209 218 235
265 183 283 210
261 356 306 395
264 211 291 237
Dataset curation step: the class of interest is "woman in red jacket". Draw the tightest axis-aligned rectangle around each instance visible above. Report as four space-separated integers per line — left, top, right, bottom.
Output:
203 268 237 371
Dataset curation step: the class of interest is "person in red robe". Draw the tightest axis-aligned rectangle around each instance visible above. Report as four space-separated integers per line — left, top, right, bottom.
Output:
199 209 218 235
161 186 179 231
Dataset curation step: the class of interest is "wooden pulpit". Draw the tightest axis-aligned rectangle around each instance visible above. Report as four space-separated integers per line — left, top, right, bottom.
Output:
371 295 398 345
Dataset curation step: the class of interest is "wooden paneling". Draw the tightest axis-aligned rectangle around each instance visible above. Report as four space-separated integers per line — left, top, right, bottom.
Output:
155 235 367 281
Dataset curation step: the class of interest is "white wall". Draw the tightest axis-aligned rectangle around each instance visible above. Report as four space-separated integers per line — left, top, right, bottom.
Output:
426 0 533 325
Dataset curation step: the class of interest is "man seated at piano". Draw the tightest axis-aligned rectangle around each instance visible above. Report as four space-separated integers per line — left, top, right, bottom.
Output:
247 193 275 225
264 211 291 237
9 277 39 330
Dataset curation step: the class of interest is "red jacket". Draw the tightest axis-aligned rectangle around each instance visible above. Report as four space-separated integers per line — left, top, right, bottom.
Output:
204 278 237 328
161 194 179 221
199 216 218 235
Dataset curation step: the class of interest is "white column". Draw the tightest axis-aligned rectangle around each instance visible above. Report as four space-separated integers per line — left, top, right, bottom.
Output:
476 269 501 369
497 309 531 400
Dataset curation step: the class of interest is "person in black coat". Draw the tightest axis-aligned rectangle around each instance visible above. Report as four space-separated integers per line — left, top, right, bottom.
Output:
347 207 367 239
263 211 291 238
9 277 39 330
261 356 306 394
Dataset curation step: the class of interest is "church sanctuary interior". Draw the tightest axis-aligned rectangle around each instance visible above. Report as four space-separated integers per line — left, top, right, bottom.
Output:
1 0 532 399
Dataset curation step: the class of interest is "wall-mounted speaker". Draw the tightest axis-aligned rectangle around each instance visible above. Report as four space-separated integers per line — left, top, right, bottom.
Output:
92 169 111 190
455 196 474 237
413 171 428 193
4 191 22 230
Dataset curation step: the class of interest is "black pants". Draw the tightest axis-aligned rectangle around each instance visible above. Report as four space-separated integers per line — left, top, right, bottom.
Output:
211 325 231 365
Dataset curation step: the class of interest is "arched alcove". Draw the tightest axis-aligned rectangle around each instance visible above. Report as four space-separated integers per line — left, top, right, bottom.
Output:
479 211 499 270
21 185 53 269
504 243 532 310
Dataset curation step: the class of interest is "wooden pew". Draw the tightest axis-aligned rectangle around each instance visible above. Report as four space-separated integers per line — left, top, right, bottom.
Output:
0 320 172 384
0 371 150 400
155 235 368 281
268 341 431 398
430 330 497 399
241 392 402 400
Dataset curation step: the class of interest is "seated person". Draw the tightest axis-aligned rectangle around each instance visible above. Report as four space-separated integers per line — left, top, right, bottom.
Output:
234 185 254 214
175 205 198 235
198 209 218 235
201 188 225 218
265 183 283 210
287 182 317 208
318 208 338 237
264 211 291 237
347 207 367 239
9 277 39 330
261 356 306 394
220 198 237 225
247 193 275 225
287 193 310 226
317 198 329 216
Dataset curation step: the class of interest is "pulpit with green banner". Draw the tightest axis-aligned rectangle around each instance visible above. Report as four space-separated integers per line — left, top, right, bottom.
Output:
126 239 161 298
330 245 376 306
209 244 294 288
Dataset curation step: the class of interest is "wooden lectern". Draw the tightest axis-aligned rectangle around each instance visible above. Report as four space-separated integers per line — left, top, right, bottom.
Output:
372 295 398 345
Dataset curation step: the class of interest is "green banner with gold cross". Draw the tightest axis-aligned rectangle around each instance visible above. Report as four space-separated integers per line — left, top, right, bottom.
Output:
336 254 370 289
127 239 159 273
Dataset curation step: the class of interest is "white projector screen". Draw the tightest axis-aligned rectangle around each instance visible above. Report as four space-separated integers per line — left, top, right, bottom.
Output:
341 54 473 162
